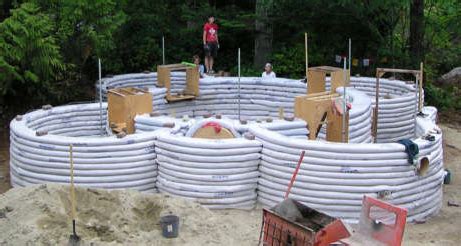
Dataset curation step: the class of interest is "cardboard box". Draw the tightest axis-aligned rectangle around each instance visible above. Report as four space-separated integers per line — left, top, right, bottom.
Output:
108 87 152 134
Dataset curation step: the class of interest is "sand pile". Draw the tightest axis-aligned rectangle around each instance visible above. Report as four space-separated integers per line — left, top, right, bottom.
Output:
0 184 242 245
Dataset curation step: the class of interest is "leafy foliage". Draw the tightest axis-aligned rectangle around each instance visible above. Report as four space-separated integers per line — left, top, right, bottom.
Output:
0 0 460 113
0 2 64 105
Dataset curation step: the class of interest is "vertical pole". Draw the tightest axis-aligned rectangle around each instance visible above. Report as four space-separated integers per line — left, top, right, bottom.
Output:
342 58 347 142
305 33 308 82
98 58 103 136
374 70 380 143
414 76 419 138
348 38 351 75
284 150 306 199
69 144 76 222
162 36 165 65
238 48 241 121
419 62 424 112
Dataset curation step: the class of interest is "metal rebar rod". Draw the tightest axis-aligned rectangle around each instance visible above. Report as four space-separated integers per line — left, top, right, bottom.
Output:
305 33 308 81
348 38 351 72
162 36 165 65
98 58 103 136
238 48 241 121
414 77 419 138
342 58 347 142
419 62 424 112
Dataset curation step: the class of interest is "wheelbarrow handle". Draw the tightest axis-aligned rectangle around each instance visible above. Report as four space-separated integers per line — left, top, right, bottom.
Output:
284 150 306 199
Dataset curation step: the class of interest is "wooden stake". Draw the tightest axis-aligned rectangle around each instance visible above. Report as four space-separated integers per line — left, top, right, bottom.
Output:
285 150 306 199
69 144 76 221
278 107 284 119
373 70 380 143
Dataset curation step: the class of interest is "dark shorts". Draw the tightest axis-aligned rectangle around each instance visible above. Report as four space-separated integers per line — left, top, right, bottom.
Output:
204 42 218 58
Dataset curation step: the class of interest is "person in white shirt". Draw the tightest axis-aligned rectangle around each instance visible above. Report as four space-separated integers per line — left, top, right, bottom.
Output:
262 63 276 78
193 55 205 78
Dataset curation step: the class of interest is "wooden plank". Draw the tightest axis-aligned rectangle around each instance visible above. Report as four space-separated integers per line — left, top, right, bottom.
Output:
157 65 171 98
307 70 326 94
305 91 331 98
295 96 331 140
326 110 349 142
108 87 152 134
186 67 200 96
330 69 350 93
108 90 126 97
193 126 234 139
120 88 136 95
166 94 196 102
299 93 340 101
158 64 187 69
309 66 342 72
376 68 421 75
373 72 380 143
372 106 378 142
419 62 424 112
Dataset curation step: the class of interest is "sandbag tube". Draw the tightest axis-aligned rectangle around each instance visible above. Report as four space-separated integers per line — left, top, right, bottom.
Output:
8 73 443 221
9 103 158 192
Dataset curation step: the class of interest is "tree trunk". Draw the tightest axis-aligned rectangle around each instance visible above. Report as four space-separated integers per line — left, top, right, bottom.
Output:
254 0 273 69
409 0 424 66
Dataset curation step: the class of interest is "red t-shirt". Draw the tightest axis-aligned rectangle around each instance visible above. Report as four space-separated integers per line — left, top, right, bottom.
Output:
204 23 218 43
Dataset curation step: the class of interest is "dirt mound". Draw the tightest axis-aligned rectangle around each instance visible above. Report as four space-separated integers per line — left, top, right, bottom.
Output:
0 184 238 245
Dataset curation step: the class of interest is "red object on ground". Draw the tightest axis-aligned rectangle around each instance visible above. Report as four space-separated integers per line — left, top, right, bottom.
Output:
360 196 408 246
202 122 222 134
260 200 351 246
284 150 306 199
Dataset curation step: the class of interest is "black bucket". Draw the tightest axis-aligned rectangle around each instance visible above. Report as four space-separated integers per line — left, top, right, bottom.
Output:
160 215 179 238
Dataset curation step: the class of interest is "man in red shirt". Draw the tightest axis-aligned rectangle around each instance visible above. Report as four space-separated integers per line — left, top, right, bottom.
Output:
203 15 219 74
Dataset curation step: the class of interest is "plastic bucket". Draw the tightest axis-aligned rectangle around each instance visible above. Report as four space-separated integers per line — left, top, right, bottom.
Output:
444 169 451 184
160 215 179 238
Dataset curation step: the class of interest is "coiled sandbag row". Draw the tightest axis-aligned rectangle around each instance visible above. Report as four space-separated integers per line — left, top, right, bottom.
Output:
97 73 306 120
317 87 373 143
326 76 420 143
234 118 309 139
153 77 306 120
10 103 158 192
97 73 416 143
96 72 186 100
155 132 262 209
251 116 444 223
26 103 108 137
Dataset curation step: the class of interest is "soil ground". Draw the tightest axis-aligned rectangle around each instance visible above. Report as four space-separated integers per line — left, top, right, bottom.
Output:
0 123 459 245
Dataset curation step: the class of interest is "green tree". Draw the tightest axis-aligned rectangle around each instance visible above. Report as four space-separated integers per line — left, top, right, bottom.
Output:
0 2 64 106
29 0 125 84
254 0 274 69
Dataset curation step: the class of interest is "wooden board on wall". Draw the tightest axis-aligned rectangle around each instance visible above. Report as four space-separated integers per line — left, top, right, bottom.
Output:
330 69 350 93
192 126 234 139
307 70 326 94
108 87 153 134
294 93 348 142
157 64 200 101
326 111 349 142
